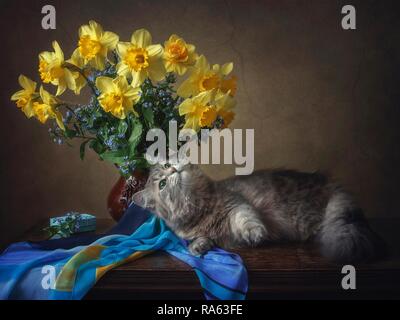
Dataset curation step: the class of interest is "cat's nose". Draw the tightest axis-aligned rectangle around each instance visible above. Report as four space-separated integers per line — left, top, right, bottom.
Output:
168 167 177 174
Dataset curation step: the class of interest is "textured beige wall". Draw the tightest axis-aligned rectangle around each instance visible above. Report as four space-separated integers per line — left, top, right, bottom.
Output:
1 0 399 246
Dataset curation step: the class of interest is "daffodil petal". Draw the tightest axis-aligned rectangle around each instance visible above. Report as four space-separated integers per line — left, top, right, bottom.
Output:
101 31 119 49
68 48 84 68
23 101 35 118
212 64 220 73
79 24 92 38
55 111 65 131
74 75 86 95
39 51 53 61
177 78 194 98
116 42 130 57
131 70 146 87
55 81 66 96
96 76 115 93
39 85 48 102
216 91 236 111
114 75 129 91
18 75 37 92
52 41 64 61
92 55 105 70
196 55 210 70
116 61 131 78
114 110 126 119
89 20 103 38
124 86 141 102
168 34 179 42
164 60 173 72
186 44 196 54
11 89 26 101
40 86 58 105
147 44 163 58
184 116 200 132
195 90 214 105
221 62 233 76
178 99 196 115
131 29 152 48
174 63 187 76
148 57 166 82
64 68 76 91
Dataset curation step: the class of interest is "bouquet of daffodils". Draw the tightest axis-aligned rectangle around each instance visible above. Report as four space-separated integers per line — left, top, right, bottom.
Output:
11 21 237 176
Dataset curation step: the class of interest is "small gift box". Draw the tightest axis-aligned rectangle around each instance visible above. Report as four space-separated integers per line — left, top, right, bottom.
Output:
49 212 96 238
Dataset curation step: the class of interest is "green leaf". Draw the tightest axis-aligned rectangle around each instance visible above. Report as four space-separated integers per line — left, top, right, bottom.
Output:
64 128 77 139
79 140 90 160
73 123 82 136
89 140 106 154
100 149 128 165
142 107 154 128
118 120 128 136
128 118 143 157
132 157 150 170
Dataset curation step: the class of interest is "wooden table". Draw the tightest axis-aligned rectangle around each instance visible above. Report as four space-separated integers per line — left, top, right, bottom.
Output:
16 218 400 299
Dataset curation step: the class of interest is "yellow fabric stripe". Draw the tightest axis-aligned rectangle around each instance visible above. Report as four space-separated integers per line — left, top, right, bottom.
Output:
55 245 106 292
95 250 154 281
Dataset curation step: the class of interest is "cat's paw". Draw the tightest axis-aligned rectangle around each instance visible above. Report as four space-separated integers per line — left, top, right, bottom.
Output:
242 224 267 246
188 237 213 256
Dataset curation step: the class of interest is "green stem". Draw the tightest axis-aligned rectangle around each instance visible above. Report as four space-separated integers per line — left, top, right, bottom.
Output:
65 105 76 115
74 135 96 141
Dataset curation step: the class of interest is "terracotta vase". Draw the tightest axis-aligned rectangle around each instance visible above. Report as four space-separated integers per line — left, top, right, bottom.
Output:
107 169 149 221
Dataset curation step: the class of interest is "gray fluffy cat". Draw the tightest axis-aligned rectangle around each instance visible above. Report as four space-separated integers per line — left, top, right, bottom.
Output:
134 163 385 263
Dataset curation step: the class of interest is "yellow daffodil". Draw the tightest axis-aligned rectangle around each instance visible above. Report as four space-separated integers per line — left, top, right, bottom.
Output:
66 49 86 95
96 76 141 119
116 29 166 87
178 90 218 131
66 49 87 95
11 75 38 118
215 91 236 128
39 41 78 96
77 20 119 70
220 75 237 96
177 55 237 98
32 86 65 130
163 34 198 75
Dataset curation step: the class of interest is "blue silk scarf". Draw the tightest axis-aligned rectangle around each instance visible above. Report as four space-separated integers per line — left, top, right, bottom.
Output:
0 204 248 300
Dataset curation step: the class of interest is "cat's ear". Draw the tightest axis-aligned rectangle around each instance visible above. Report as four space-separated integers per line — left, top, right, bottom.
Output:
145 153 159 165
131 189 156 211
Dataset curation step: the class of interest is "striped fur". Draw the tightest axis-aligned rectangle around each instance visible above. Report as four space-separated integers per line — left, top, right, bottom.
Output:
134 164 385 262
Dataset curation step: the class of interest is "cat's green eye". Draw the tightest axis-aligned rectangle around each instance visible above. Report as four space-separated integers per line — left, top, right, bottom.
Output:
164 163 171 169
159 179 167 190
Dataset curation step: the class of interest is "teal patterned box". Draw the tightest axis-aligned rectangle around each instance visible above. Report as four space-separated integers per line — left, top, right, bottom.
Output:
50 212 96 234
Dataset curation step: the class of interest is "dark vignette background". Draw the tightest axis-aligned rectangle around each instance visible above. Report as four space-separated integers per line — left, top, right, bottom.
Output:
0 0 399 247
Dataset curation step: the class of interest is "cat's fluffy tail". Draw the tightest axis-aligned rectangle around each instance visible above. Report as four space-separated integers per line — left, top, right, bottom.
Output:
317 190 386 263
